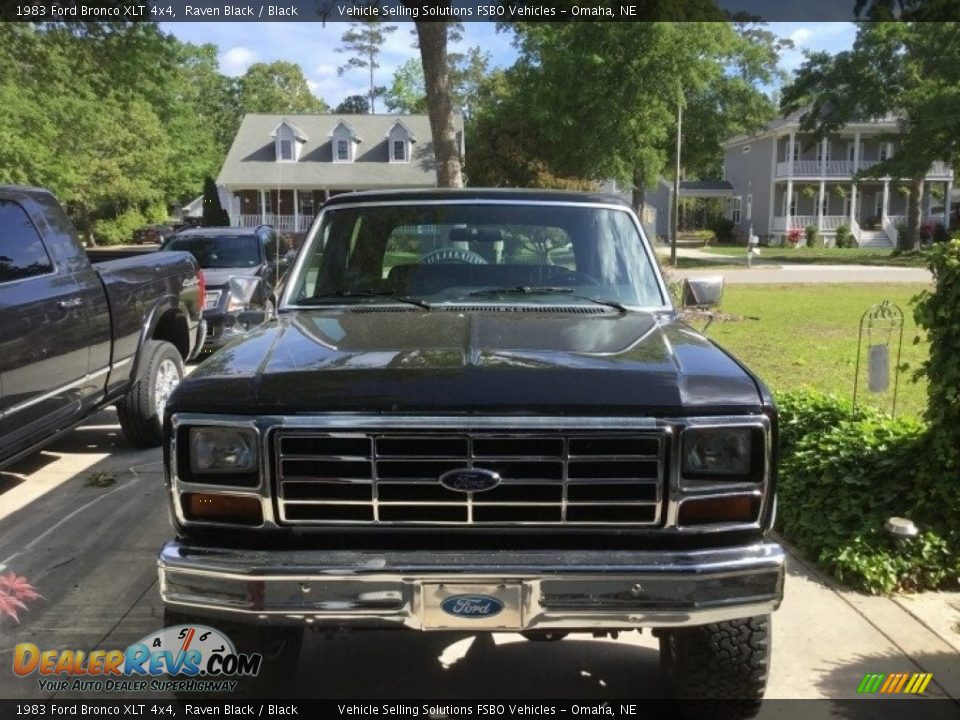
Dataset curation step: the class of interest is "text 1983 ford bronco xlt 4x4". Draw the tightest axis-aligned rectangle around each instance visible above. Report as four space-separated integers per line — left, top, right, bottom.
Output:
158 190 784 704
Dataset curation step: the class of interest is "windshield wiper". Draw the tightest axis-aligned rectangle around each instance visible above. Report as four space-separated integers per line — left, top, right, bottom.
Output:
467 286 575 297
466 286 629 313
571 296 629 314
303 289 431 309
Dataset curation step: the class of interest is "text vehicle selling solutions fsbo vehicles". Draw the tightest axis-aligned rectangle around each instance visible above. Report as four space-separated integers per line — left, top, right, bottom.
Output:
158 189 784 705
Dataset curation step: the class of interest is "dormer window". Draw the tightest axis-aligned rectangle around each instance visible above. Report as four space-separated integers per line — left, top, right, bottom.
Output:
271 118 307 163
329 120 361 163
386 121 416 164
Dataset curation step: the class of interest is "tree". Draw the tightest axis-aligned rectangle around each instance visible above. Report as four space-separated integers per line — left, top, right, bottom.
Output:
780 22 960 250
337 20 397 114
494 22 783 210
202 176 229 226
406 17 463 187
335 94 371 114
384 58 427 113
238 61 329 114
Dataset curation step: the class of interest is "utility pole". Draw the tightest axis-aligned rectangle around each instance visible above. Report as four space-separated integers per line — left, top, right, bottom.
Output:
671 97 682 267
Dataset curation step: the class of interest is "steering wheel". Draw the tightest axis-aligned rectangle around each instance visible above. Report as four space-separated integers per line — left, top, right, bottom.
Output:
550 269 601 286
419 248 488 265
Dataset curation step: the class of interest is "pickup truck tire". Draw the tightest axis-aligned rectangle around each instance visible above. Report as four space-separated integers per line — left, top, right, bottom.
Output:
659 615 769 715
163 609 303 697
117 340 184 447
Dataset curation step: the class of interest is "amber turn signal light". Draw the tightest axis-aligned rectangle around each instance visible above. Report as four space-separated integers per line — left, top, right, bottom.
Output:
678 495 759 526
183 493 263 525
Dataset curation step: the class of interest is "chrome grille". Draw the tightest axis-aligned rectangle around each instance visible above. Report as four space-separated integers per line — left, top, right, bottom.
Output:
274 430 665 526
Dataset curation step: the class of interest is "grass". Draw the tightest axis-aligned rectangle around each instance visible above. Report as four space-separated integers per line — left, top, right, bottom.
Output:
703 246 931 267
702 284 931 419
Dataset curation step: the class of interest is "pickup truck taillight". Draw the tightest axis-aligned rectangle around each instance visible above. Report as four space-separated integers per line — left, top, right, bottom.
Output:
197 269 206 306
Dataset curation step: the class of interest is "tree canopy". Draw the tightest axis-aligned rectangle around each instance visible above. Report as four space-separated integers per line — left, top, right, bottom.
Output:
337 20 397 114
238 61 329 114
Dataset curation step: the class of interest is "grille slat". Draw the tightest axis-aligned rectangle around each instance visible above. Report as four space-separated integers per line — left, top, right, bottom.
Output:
276 430 664 526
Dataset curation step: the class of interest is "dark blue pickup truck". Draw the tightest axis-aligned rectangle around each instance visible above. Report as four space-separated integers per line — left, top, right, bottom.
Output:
0 186 206 468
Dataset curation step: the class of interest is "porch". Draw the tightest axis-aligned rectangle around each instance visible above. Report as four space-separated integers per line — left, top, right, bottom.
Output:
228 188 356 234
772 178 953 247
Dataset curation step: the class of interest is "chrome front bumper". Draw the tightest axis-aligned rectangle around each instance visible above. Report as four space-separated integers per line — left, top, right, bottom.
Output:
159 541 785 630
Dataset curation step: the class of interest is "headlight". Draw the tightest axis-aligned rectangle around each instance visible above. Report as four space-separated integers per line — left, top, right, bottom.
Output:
682 428 751 476
189 427 258 474
225 276 261 312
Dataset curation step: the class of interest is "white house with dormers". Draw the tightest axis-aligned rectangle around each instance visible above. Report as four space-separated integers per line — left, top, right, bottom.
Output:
722 110 953 247
217 113 464 233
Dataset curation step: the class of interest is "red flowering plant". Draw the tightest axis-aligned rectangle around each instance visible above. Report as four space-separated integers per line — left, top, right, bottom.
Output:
787 228 803 247
0 570 42 622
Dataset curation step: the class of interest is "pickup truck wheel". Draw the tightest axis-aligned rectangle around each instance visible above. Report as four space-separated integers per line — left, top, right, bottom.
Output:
117 340 183 447
659 615 769 716
163 609 303 697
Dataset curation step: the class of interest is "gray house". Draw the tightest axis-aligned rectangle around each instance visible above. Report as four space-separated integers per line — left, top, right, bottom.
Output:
722 110 954 247
217 113 464 233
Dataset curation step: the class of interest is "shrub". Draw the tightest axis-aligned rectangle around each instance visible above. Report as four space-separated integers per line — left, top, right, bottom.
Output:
835 224 851 248
787 228 803 247
932 223 950 243
913 239 960 476
91 208 148 246
709 217 737 244
805 225 821 248
774 390 959 594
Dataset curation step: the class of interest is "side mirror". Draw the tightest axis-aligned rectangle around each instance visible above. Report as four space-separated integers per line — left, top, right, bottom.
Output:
681 276 724 309
282 249 297 266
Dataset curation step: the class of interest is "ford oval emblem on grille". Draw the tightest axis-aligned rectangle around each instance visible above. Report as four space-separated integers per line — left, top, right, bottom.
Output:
439 468 501 493
441 595 504 618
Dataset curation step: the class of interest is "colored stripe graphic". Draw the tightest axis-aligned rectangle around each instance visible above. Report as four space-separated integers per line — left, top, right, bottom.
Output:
858 672 933 694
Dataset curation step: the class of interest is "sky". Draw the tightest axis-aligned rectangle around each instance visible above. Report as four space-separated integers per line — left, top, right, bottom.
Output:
161 21 857 109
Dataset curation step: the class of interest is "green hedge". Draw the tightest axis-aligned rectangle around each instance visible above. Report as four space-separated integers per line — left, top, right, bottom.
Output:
774 390 959 594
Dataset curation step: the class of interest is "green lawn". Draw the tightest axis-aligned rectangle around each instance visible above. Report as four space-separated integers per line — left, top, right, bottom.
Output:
703 284 931 418
703 246 931 267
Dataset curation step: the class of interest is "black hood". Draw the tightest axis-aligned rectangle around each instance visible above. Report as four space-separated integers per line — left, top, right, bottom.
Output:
170 307 764 416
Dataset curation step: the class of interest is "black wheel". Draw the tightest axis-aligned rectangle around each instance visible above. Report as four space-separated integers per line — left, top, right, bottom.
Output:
659 615 770 717
163 608 303 698
419 248 488 265
117 340 184 447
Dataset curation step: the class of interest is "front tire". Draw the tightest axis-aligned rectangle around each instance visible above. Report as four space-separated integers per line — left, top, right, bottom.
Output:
117 340 183 447
659 615 770 716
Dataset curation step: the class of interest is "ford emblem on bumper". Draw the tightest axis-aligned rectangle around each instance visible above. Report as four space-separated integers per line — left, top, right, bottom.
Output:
439 468 501 493
441 595 504 618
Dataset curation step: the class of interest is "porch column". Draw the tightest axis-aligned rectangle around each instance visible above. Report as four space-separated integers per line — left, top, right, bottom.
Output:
947 179 954 225
924 181 932 219
820 137 828 175
851 131 861 228
786 130 795 234
259 189 266 224
882 180 890 219
817 180 825 231
293 189 299 233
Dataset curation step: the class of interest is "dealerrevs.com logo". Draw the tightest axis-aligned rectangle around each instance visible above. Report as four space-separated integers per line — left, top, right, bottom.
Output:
13 625 262 694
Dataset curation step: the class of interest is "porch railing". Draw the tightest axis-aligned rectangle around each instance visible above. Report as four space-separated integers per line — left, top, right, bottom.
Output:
772 215 851 232
774 159 952 179
237 213 312 232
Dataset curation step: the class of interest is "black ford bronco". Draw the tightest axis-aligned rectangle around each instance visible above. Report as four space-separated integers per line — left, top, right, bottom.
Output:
159 189 783 704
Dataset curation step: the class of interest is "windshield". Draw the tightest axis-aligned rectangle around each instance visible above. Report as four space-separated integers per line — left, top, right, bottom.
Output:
287 203 665 308
164 235 261 269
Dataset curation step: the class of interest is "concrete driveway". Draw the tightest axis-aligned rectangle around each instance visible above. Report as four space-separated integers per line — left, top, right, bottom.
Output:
0 411 958 711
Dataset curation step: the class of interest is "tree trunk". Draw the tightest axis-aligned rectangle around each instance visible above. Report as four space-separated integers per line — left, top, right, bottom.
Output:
413 19 463 188
903 174 924 251
632 168 646 216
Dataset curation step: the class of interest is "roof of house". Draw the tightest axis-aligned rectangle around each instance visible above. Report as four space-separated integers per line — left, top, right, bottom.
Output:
217 113 463 189
723 108 901 148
